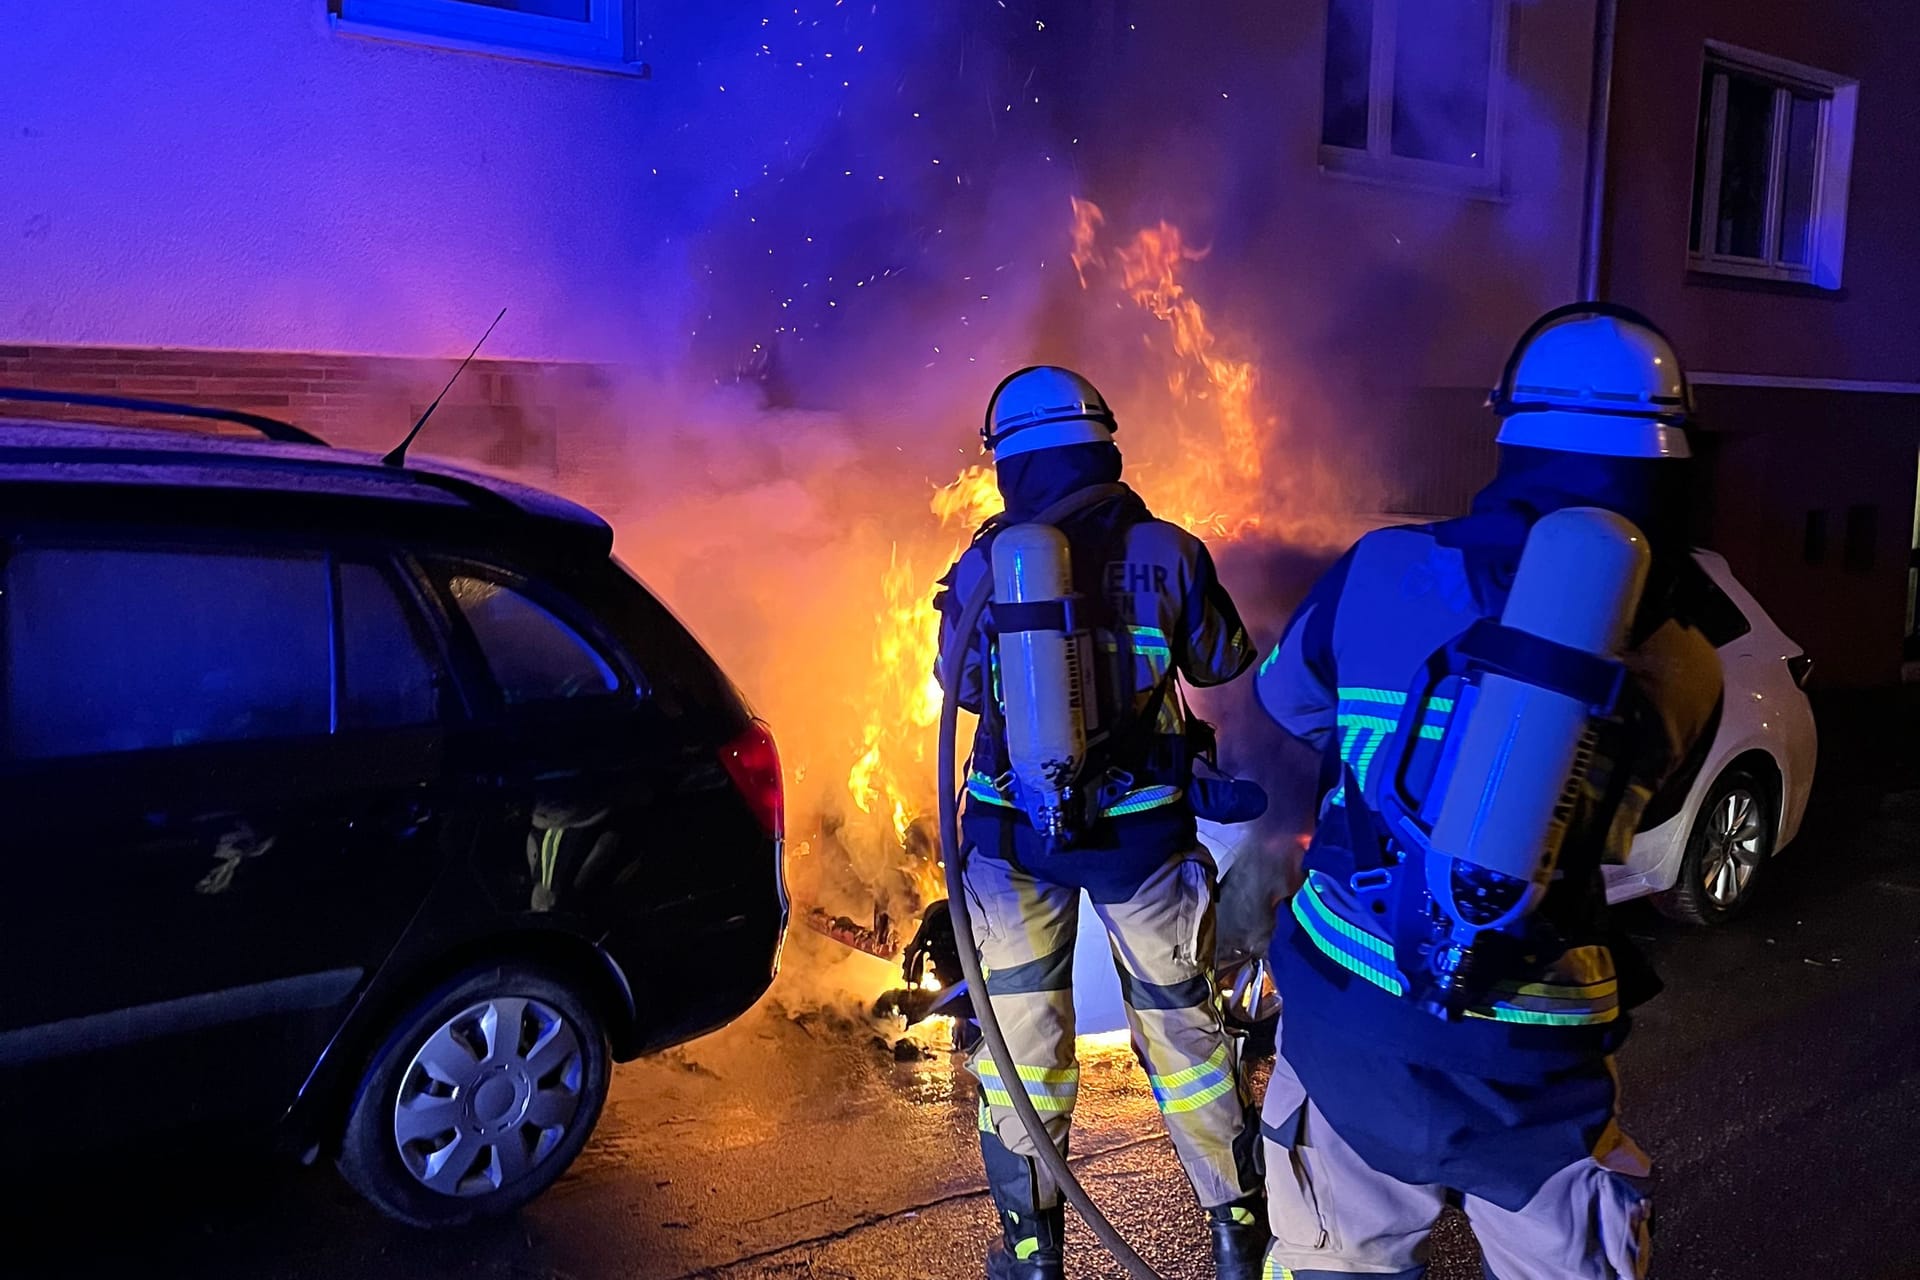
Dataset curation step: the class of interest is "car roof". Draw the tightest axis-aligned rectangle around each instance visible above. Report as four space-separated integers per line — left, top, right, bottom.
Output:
0 417 613 555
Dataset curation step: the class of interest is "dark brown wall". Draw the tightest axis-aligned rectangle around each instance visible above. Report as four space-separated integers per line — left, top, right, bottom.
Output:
1602 0 1920 687
1603 0 1920 379
1693 386 1919 688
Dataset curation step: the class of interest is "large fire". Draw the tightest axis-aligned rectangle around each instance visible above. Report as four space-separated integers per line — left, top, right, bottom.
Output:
845 463 1003 906
819 197 1308 951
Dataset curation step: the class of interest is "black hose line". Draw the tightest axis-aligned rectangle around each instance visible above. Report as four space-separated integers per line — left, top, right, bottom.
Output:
936 484 1167 1280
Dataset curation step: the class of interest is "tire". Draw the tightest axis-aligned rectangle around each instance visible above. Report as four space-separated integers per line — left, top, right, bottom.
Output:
337 964 611 1228
1653 766 1775 926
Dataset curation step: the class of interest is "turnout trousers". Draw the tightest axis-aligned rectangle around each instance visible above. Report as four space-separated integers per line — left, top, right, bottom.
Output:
961 846 1262 1224
1259 1027 1652 1280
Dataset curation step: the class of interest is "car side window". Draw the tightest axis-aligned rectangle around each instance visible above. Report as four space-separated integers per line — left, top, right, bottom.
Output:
2 545 331 759
339 561 444 729
446 574 620 706
1680 561 1753 648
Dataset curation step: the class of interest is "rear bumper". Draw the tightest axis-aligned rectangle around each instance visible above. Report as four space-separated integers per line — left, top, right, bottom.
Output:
600 874 788 1061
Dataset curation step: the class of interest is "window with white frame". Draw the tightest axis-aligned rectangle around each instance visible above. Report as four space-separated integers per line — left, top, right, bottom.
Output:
1319 0 1508 192
330 0 641 74
1688 43 1857 289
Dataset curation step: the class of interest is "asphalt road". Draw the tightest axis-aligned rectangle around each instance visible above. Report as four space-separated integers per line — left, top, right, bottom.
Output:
7 729 1917 1280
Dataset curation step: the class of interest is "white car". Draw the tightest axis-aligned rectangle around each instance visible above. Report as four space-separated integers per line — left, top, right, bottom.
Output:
1610 549 1817 923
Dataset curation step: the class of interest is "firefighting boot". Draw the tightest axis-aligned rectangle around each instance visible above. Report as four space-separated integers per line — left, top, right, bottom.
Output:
985 1203 1066 1280
981 1126 1067 1278
1208 1194 1271 1280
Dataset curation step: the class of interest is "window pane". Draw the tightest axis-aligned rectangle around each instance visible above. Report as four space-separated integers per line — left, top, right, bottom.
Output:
1689 72 1715 253
449 576 618 706
1390 0 1493 167
454 0 590 20
1715 72 1775 259
1321 0 1374 150
1678 562 1753 648
1777 92 1822 266
341 563 441 730
4 548 329 759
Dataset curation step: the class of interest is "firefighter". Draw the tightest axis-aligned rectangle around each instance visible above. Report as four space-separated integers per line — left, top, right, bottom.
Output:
1252 304 1724 1279
936 365 1269 1279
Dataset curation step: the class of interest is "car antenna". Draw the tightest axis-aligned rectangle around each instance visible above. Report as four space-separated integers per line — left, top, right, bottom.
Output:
383 307 506 468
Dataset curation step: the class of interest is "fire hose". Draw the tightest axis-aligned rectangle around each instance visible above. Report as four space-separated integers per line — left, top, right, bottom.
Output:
936 483 1168 1280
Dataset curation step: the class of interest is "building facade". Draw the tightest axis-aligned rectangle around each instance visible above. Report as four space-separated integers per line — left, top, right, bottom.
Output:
1602 0 1920 687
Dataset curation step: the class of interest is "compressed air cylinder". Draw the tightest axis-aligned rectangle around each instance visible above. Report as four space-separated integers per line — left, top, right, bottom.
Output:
1427 507 1650 890
990 524 1088 841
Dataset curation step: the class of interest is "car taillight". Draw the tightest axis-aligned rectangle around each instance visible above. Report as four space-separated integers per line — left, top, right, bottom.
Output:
1787 654 1814 689
720 720 784 838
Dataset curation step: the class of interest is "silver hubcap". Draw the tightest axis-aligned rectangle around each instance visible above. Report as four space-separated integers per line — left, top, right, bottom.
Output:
1700 787 1766 908
393 997 584 1197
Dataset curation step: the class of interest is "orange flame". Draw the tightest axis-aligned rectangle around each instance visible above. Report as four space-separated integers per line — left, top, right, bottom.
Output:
1076 201 1273 542
827 200 1340 947
1113 221 1263 487
846 468 1002 892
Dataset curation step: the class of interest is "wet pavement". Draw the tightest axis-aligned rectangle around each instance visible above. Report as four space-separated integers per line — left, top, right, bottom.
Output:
7 740 1918 1280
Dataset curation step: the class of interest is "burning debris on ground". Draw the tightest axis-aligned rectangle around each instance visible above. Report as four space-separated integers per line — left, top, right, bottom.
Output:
804 904 901 961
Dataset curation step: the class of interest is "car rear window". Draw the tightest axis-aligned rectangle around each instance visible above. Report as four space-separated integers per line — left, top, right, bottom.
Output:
1679 560 1753 648
3 546 331 758
446 574 621 706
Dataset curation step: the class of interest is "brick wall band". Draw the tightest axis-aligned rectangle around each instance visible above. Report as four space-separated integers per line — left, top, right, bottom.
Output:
0 343 632 523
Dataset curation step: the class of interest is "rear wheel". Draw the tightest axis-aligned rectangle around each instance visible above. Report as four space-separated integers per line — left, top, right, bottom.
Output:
337 964 610 1227
1654 767 1775 926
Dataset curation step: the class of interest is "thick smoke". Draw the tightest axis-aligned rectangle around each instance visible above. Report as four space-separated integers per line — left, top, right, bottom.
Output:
372 1 1578 1013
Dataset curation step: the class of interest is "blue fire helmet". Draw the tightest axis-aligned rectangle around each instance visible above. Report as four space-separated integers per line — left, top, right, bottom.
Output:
1491 303 1693 459
981 365 1118 460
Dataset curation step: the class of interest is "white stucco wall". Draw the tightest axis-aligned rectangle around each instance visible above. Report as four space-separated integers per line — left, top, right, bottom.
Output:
1 1 666 361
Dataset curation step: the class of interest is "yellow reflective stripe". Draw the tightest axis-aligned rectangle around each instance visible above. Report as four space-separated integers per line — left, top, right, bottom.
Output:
981 1086 1075 1112
1159 1074 1236 1115
1229 1206 1257 1226
1148 1043 1230 1091
967 772 1016 806
1464 1003 1621 1027
976 1059 1079 1086
1128 624 1171 654
1302 876 1396 959
1293 892 1405 997
968 775 1181 819
1354 732 1387 787
1338 687 1407 705
540 829 560 882
1014 1238 1041 1260
978 1058 1078 1113
1103 784 1183 817
1337 712 1400 736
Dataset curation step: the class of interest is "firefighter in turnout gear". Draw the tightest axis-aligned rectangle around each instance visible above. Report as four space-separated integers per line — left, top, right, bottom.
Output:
1252 305 1724 1279
936 366 1269 1280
